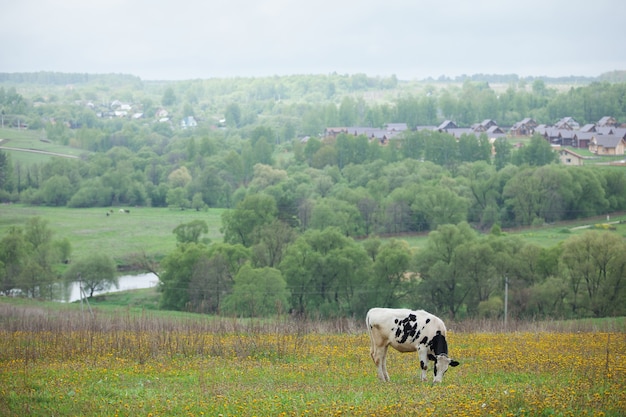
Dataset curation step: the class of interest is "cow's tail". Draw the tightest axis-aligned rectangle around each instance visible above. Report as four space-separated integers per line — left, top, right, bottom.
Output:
365 310 375 356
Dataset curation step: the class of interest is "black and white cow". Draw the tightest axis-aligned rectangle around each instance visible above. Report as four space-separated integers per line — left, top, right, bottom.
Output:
366 307 459 383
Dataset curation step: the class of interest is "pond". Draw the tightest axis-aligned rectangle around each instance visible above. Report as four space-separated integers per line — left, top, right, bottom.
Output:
62 273 159 302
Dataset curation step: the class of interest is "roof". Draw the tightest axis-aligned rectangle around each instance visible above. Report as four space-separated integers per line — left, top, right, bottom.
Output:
594 135 625 148
437 120 457 130
385 123 408 131
580 124 596 132
559 148 584 159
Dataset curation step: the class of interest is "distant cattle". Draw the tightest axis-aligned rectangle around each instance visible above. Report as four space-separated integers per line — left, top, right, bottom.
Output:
366 308 459 383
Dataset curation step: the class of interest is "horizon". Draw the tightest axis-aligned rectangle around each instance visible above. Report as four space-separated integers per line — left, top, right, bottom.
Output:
2 1 625 82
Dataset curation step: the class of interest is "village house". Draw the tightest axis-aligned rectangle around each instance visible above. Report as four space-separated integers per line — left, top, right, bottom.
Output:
510 118 537 136
589 135 626 155
558 148 585 166
597 116 617 127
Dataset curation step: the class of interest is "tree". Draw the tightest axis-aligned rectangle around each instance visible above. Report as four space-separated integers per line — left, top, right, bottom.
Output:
221 194 278 247
493 137 512 170
64 254 117 298
0 227 30 295
280 228 371 316
222 264 290 317
560 231 626 317
503 168 542 226
159 243 210 311
224 103 241 128
369 239 415 308
411 185 469 230
162 87 177 106
0 150 13 194
166 187 190 209
415 222 477 318
252 219 297 268
309 197 363 237
40 175 73 206
173 220 209 244
512 134 558 166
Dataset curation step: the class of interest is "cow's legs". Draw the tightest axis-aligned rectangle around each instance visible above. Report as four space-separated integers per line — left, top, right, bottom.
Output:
371 344 390 381
418 345 429 381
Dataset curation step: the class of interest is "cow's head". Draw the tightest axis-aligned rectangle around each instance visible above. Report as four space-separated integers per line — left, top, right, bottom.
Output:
429 353 460 383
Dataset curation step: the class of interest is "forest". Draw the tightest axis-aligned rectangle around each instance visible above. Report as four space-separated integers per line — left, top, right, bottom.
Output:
1 71 626 320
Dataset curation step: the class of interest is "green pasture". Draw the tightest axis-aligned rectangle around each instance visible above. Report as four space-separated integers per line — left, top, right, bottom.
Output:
0 204 225 266
396 213 626 249
1 298 625 416
2 204 626 270
0 127 87 166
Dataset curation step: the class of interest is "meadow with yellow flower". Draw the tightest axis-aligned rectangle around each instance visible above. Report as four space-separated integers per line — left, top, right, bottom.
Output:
1 302 624 416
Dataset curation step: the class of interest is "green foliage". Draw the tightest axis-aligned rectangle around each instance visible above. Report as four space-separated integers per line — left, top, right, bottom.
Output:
279 227 371 317
173 219 209 244
512 134 558 166
560 230 626 317
221 194 278 247
0 217 69 298
64 253 117 298
159 243 211 311
5 73 626 319
222 264 290 317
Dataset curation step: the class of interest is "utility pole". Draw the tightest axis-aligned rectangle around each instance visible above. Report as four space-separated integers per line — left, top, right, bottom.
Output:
78 274 94 319
504 275 509 331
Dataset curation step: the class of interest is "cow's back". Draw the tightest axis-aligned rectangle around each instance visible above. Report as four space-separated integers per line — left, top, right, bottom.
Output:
367 308 447 352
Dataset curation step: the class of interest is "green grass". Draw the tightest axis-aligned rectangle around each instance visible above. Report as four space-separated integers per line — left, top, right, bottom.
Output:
0 127 87 166
1 299 625 416
2 204 625 272
395 213 626 249
0 204 225 266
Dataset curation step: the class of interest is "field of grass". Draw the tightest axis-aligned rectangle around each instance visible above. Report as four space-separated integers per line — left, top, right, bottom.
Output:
2 204 626 272
0 299 624 416
0 127 87 166
0 204 225 266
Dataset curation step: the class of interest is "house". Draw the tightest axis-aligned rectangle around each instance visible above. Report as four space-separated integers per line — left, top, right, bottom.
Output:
325 127 347 138
556 130 576 146
558 148 584 166
573 132 594 149
155 108 169 118
510 118 537 136
180 116 198 129
580 124 596 133
589 135 626 155
555 117 580 130
471 119 498 132
597 116 617 127
437 120 458 130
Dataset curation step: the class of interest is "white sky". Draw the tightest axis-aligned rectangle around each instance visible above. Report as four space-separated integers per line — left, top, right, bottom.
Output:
2 0 625 81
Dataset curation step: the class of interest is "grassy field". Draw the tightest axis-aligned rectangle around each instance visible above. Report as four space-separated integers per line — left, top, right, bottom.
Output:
0 299 624 416
2 204 626 271
0 127 87 166
0 204 225 266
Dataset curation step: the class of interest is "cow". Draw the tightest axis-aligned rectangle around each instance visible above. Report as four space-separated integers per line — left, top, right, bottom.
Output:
366 307 459 383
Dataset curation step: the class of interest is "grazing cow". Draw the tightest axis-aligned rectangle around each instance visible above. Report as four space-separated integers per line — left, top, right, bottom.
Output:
366 307 459 383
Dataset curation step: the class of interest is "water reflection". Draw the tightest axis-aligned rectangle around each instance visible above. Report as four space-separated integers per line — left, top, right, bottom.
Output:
61 273 159 302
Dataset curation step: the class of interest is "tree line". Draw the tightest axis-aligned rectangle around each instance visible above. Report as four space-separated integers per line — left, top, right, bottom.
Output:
2 129 625 233
2 73 626 319
158 212 626 320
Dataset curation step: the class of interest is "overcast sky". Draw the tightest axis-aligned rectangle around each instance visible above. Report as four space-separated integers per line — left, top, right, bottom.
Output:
2 0 625 81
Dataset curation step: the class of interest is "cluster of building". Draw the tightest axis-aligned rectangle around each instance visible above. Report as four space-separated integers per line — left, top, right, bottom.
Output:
324 116 626 165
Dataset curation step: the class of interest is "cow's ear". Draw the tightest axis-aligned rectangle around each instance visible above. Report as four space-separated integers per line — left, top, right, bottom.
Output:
450 360 460 367
427 354 436 361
